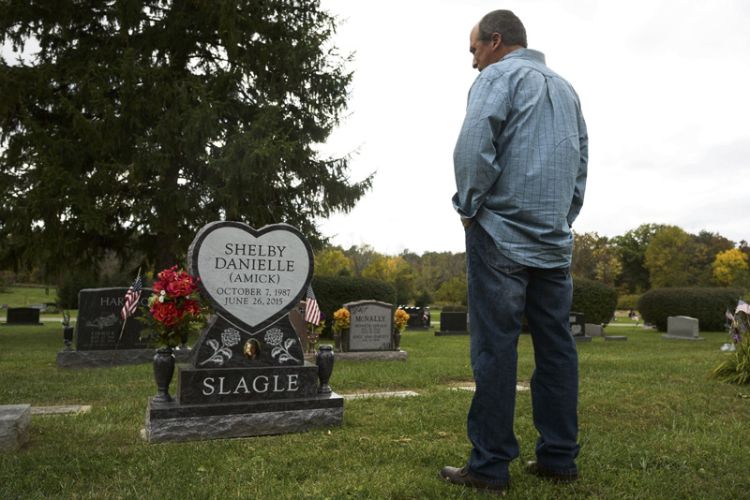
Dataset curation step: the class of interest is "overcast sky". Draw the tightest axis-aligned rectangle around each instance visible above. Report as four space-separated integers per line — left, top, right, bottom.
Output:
316 0 750 255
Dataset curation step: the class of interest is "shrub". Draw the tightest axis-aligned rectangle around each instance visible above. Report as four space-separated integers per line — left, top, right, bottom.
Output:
414 290 432 308
311 276 396 336
617 294 641 311
638 287 742 332
0 270 16 293
56 272 98 309
442 304 467 313
572 278 618 325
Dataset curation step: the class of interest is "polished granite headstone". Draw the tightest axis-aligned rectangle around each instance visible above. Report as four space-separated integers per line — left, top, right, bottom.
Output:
402 306 430 330
435 311 469 336
75 288 151 350
570 311 592 342
56 288 191 368
4 307 42 326
663 315 703 341
345 300 394 351
144 221 343 443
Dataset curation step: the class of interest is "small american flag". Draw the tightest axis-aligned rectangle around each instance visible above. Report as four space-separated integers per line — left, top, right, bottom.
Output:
120 274 142 321
737 299 750 315
726 309 735 322
304 285 321 326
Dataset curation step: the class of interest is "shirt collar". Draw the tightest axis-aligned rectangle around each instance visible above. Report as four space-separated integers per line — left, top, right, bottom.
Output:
501 48 546 65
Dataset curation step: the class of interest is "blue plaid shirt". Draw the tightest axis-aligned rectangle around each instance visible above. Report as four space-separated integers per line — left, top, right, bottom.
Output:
453 48 588 268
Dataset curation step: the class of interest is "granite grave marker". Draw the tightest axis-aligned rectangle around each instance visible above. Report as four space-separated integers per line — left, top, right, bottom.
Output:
345 300 395 351
435 311 469 336
56 287 192 368
144 221 343 443
663 315 703 340
4 307 42 326
75 288 151 350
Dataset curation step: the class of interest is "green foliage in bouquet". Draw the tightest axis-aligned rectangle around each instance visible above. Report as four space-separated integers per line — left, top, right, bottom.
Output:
711 305 750 385
140 266 206 348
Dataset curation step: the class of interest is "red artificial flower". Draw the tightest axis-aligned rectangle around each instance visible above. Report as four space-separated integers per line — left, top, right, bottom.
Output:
166 272 197 298
151 300 180 327
183 299 201 317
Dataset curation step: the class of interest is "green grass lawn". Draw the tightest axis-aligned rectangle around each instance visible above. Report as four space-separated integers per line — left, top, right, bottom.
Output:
1 323 749 498
0 285 57 308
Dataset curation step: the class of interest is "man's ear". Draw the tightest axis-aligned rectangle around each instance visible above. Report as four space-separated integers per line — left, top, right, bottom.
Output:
491 32 502 50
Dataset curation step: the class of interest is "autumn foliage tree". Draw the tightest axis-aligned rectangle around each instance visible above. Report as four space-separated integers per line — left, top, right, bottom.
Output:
0 0 370 279
712 248 749 287
644 226 694 288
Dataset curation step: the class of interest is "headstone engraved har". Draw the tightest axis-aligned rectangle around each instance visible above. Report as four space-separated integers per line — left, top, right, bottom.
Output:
56 288 191 368
663 316 704 341
345 301 394 351
144 221 343 443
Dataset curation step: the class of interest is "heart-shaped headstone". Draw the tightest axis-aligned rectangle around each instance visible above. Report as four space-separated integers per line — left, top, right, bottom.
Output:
188 222 313 333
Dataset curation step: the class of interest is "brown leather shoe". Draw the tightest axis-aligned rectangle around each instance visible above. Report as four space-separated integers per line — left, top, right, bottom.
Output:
439 466 509 495
525 461 578 482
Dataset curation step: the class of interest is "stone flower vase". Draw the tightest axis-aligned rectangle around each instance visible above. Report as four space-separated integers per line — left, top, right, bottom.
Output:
392 328 402 351
341 329 350 352
153 346 175 403
315 344 334 394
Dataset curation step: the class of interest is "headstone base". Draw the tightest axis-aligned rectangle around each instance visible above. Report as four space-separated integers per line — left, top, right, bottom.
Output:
573 335 592 342
56 348 192 368
434 331 469 336
661 334 704 341
143 393 343 443
0 404 31 452
604 335 628 341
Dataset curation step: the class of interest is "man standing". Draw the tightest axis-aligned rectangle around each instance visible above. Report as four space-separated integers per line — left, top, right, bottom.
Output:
440 9 588 495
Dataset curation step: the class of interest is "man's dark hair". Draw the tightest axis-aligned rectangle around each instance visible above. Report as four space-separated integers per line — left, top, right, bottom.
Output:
478 10 527 48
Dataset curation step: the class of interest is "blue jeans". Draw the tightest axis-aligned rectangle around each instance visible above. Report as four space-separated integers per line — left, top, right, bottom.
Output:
465 223 579 483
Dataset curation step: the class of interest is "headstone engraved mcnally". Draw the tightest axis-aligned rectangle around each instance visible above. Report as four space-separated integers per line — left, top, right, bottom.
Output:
345 301 394 351
144 221 343 443
56 288 191 368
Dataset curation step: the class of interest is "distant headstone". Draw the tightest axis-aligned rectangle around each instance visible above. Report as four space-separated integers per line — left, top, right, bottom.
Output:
0 404 31 452
345 300 394 351
570 312 591 342
144 221 343 443
585 323 603 337
435 311 468 336
4 307 42 326
75 288 151 350
56 288 192 368
663 316 703 340
401 306 430 330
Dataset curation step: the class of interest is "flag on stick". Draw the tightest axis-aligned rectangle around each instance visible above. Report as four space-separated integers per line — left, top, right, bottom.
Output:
120 273 143 321
304 285 321 326
736 299 750 315
726 309 735 322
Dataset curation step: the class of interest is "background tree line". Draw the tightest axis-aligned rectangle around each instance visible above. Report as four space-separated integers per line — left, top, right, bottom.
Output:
311 223 750 307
